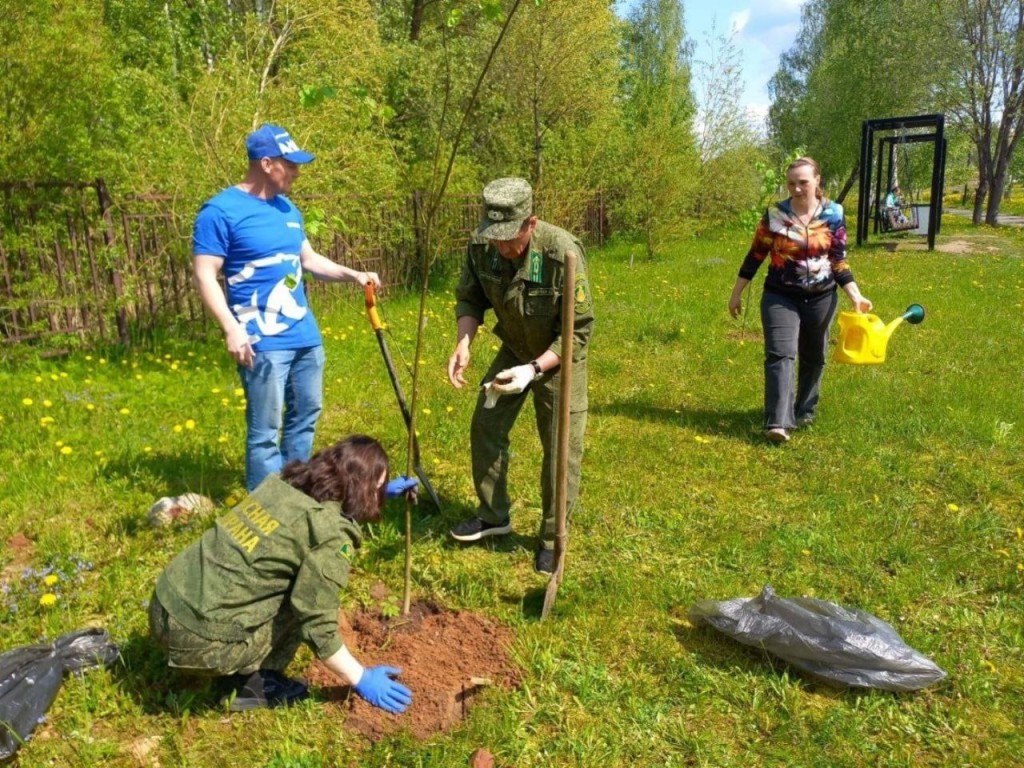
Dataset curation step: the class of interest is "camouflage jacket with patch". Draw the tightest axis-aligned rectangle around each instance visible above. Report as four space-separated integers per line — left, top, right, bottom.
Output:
155 475 361 659
454 220 595 364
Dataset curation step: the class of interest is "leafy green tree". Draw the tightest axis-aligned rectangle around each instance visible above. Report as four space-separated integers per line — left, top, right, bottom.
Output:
692 24 766 229
489 0 622 191
938 0 1024 224
619 0 700 258
767 0 947 204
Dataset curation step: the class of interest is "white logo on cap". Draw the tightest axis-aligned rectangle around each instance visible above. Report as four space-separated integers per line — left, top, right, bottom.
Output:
487 210 505 221
277 138 301 154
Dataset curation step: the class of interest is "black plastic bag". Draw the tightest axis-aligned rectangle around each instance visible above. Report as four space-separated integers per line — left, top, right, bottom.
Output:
0 628 119 761
689 586 946 692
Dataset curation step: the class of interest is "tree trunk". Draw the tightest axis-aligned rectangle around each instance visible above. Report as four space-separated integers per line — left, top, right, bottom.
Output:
973 137 991 224
410 0 426 41
835 163 859 206
532 95 543 189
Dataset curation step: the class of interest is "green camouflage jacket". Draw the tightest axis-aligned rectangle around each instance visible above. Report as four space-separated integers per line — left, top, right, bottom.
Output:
454 220 595 365
155 475 361 660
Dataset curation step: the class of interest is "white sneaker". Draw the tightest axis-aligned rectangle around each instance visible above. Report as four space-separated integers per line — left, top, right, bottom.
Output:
765 428 790 443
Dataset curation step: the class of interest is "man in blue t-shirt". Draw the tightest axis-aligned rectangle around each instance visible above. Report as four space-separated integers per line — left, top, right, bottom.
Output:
193 123 380 491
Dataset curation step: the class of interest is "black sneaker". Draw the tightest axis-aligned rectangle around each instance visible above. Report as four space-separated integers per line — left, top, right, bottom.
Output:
221 670 309 712
534 548 555 575
450 517 512 542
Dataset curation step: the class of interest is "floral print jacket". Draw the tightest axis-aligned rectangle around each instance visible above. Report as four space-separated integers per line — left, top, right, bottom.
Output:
738 198 856 296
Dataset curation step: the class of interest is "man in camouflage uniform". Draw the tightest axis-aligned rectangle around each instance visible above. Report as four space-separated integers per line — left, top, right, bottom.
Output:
447 177 595 574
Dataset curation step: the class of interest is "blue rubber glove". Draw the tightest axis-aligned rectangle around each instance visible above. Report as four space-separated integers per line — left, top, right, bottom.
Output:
353 665 412 714
385 475 419 499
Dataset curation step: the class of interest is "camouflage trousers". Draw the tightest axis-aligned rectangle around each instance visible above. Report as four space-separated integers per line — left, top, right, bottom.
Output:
148 592 302 676
471 346 587 549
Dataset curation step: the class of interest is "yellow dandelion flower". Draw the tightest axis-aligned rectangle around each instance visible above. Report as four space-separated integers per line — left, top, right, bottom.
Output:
164 354 172 359
234 388 245 397
85 403 95 411
693 435 710 444
43 574 59 586
119 407 130 415
60 372 68 378
217 435 228 444
801 549 812 556
39 416 55 426
55 440 64 447
60 446 73 455
446 405 454 413
982 659 997 673
49 374 58 381
43 399 53 408
135 374 143 380
1017 563 1024 572
225 495 238 507
39 593 58 608
1017 527 1023 540
422 408 432 416
85 355 93 361
34 376 42 383
22 398 33 406
947 503 959 512
211 387 222 394
173 424 183 433
221 398 230 407
99 358 107 364
143 445 152 453
171 363 179 371
185 419 196 430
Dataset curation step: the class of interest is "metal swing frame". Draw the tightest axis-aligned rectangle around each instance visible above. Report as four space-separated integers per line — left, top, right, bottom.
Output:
856 114 947 250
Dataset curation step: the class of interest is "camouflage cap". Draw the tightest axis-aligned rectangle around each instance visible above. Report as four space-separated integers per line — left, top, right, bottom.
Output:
476 177 533 241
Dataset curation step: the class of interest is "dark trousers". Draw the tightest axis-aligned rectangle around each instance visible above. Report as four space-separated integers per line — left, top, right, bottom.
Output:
469 346 587 548
148 593 302 677
760 289 839 430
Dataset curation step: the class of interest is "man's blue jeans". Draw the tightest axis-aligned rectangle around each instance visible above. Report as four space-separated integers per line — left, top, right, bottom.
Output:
239 346 325 491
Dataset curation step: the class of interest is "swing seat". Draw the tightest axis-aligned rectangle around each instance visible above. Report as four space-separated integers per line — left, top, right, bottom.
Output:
880 204 918 233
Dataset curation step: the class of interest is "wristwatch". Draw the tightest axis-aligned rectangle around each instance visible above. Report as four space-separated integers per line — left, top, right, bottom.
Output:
530 360 543 381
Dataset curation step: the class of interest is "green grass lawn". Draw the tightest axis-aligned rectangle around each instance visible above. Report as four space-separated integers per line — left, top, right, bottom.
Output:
1 219 1022 767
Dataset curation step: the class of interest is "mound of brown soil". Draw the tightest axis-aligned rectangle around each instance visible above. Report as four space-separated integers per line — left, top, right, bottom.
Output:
306 599 520 741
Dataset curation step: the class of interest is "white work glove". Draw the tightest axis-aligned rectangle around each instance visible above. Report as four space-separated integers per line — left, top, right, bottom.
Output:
492 364 535 395
481 380 501 409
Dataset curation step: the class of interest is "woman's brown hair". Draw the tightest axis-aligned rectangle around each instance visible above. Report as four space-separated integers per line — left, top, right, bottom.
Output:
787 156 825 200
281 435 389 523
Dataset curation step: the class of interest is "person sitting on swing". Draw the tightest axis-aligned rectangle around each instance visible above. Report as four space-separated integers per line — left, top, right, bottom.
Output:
884 185 908 226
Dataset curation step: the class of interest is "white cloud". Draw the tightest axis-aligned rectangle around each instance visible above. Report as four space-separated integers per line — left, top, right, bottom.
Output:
729 9 751 35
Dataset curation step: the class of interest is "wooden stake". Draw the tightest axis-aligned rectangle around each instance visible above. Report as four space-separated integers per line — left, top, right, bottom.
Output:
541 252 576 619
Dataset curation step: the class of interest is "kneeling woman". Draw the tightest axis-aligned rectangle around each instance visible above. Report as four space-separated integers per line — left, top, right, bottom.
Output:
149 435 416 714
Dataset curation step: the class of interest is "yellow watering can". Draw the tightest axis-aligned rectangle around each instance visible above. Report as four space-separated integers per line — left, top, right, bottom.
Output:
833 304 925 364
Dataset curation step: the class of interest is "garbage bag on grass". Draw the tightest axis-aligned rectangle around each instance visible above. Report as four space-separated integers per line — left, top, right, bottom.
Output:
689 585 946 692
0 628 119 761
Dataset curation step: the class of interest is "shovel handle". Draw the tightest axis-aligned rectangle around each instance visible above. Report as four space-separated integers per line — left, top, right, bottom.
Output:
364 283 384 331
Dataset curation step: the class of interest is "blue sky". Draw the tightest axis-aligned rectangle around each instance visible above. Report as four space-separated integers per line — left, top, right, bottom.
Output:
616 0 808 125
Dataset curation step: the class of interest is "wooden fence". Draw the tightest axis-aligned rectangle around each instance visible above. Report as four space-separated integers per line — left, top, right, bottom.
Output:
0 180 608 348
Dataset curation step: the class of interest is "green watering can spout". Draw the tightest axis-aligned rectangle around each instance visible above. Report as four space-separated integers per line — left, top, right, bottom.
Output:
902 303 926 325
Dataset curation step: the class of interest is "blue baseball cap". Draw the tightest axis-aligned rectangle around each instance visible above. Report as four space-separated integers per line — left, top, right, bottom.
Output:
245 123 315 164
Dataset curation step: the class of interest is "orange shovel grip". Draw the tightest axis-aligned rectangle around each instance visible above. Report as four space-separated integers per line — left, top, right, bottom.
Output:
364 283 384 331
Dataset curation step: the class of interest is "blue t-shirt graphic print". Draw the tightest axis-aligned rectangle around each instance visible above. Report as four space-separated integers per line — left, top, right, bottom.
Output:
193 187 322 351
